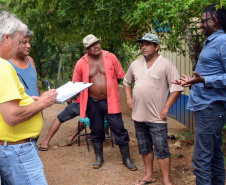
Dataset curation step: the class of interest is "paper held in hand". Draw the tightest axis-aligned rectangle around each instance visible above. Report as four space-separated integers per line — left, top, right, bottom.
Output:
56 81 93 103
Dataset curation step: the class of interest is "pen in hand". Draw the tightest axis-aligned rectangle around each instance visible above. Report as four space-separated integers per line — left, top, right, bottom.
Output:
46 80 51 90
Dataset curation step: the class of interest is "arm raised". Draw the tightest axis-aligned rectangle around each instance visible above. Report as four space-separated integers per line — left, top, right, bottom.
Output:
0 89 57 126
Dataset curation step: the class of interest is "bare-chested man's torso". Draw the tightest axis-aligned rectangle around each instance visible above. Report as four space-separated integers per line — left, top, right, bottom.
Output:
88 53 107 100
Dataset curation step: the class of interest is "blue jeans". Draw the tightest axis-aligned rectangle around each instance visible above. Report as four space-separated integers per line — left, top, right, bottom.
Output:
0 141 47 185
192 102 226 185
1 176 8 185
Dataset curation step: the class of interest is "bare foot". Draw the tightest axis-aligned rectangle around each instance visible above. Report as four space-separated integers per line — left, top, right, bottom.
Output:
164 182 172 185
58 138 72 147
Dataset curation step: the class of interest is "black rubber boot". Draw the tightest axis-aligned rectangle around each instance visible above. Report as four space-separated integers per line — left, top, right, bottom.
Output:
119 144 138 171
92 142 104 169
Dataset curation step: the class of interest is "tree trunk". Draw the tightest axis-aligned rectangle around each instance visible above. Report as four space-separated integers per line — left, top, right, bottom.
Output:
183 24 203 71
57 46 64 81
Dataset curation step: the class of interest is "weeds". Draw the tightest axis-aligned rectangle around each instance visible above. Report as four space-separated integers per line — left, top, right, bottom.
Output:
222 124 226 143
176 153 183 158
178 130 194 141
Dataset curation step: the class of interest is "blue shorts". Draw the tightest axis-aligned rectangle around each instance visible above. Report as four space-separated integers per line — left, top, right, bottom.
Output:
134 121 171 158
58 102 80 123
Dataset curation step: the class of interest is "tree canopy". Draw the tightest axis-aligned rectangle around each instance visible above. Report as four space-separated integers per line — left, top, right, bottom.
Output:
1 0 138 87
127 0 226 70
1 0 225 86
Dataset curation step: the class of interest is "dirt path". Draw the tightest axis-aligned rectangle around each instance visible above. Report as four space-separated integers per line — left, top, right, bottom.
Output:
38 103 196 185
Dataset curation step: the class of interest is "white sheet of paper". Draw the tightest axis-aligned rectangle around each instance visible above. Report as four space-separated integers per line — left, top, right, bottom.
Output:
55 81 93 103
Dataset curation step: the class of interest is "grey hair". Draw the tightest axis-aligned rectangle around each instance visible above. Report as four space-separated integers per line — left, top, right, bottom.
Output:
24 29 33 38
0 11 27 43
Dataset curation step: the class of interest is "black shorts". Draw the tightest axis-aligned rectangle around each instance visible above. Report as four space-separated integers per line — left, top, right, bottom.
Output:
58 102 80 123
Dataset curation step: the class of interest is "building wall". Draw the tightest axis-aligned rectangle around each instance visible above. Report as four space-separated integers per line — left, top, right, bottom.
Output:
159 44 195 129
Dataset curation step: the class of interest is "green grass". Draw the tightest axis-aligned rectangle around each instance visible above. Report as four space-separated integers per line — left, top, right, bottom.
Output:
177 130 194 141
176 153 184 158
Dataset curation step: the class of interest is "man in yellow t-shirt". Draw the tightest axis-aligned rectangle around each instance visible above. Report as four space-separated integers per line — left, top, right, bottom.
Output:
0 58 43 141
0 11 57 185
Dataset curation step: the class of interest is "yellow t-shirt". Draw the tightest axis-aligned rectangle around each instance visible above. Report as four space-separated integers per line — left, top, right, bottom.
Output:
0 58 43 142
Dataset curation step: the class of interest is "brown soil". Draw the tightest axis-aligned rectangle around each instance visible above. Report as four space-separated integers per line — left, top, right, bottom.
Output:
38 103 196 185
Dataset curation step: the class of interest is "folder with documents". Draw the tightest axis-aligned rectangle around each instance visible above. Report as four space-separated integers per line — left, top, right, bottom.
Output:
56 81 93 103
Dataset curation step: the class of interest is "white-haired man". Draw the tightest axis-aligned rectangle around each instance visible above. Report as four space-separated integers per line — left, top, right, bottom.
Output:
0 11 57 185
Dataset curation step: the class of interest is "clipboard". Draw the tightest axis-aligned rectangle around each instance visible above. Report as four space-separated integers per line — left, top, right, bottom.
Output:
55 81 93 103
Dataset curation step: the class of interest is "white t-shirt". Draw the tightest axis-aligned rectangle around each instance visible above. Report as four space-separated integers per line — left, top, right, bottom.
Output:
123 55 183 123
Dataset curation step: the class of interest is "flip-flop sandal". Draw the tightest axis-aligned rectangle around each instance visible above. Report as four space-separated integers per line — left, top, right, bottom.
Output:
137 179 156 184
37 144 48 151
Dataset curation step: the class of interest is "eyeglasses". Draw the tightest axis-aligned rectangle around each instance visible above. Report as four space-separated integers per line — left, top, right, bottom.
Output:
17 74 29 90
200 18 212 24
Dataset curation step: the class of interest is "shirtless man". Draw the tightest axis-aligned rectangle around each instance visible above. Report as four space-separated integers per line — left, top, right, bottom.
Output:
73 34 137 170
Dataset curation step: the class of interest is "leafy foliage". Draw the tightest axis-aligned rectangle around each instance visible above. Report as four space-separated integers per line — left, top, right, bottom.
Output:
127 0 226 69
1 0 226 87
1 0 137 88
222 123 226 143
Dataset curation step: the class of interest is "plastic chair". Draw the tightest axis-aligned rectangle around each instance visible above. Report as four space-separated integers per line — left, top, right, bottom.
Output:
77 117 114 152
77 121 91 151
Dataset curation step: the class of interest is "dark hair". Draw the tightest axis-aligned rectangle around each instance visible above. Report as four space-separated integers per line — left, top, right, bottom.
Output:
153 42 158 47
203 4 226 32
24 29 33 38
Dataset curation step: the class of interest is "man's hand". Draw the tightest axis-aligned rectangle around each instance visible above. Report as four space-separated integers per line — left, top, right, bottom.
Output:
184 72 205 85
66 98 73 105
37 89 58 109
31 96 39 101
123 85 133 110
171 74 191 87
160 107 169 121
126 97 133 110
172 72 204 87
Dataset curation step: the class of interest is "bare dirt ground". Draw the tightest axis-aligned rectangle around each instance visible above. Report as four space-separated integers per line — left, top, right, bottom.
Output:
38 103 197 185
